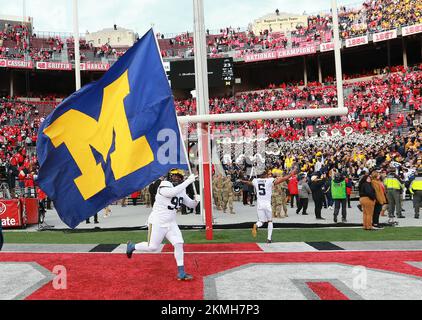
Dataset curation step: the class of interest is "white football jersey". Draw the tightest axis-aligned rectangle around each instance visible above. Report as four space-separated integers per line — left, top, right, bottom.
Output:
148 181 191 227
252 178 275 206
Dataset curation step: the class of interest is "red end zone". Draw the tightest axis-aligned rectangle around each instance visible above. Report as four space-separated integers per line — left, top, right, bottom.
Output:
1 248 422 300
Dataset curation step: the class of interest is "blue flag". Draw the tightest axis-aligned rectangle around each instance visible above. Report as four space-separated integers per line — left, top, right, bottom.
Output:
36 29 188 229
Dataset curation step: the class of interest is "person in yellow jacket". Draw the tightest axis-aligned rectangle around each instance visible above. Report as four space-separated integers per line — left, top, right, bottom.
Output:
384 168 405 223
285 156 294 170
409 169 422 219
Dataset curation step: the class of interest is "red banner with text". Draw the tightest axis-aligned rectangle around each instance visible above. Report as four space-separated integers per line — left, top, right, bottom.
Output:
320 42 334 52
80 62 110 71
36 61 72 71
373 29 397 42
345 35 369 48
244 46 317 63
0 199 23 229
0 59 34 69
402 23 422 37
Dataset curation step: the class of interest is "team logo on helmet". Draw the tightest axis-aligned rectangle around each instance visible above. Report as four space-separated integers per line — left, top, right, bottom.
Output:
169 169 185 186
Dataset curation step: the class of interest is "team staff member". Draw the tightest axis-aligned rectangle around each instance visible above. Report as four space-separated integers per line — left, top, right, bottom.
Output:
126 170 199 281
410 169 422 219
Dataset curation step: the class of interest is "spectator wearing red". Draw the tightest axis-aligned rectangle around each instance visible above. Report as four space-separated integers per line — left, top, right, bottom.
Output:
130 191 141 206
288 175 299 209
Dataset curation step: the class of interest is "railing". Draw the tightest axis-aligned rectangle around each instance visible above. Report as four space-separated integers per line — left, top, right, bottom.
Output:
156 27 248 40
31 31 86 40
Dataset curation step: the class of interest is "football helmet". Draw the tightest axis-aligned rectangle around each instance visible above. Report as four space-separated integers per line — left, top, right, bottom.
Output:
168 169 185 186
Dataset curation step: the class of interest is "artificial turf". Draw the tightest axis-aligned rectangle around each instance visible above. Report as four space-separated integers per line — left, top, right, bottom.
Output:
3 227 422 244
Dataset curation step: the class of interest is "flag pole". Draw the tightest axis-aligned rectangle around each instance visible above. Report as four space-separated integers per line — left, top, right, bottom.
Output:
151 28 198 196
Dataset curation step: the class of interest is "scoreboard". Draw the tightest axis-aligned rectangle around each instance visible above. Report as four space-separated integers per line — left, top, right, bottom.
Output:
167 57 234 89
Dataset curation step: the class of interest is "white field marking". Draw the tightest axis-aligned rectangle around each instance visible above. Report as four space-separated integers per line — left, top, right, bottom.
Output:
2 249 422 254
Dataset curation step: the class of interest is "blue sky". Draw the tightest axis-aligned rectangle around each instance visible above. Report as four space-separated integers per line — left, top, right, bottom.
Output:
0 0 360 36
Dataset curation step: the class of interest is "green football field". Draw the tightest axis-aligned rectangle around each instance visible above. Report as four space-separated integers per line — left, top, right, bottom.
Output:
3 227 422 244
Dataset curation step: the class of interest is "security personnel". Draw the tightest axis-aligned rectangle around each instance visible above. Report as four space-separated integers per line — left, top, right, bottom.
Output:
409 169 422 219
222 175 235 214
384 168 405 221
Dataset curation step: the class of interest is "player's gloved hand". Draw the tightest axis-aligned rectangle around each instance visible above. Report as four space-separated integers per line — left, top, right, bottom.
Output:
194 195 201 203
187 174 197 184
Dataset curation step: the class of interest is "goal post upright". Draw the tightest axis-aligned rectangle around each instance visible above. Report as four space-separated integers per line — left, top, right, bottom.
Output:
193 0 214 240
332 0 345 109
189 0 347 241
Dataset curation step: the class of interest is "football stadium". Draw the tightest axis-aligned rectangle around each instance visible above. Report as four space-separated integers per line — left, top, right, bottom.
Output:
0 0 422 306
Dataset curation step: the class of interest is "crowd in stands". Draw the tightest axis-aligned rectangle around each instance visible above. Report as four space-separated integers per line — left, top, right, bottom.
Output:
0 97 42 197
0 23 30 48
0 20 128 63
158 0 422 58
221 125 421 226
175 65 422 140
0 59 420 207
364 0 422 33
1 0 420 61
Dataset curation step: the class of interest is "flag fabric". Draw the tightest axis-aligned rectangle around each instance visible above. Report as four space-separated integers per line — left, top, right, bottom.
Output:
36 29 188 229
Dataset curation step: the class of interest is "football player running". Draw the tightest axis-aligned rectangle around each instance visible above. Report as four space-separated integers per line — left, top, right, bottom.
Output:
242 168 296 243
126 169 200 281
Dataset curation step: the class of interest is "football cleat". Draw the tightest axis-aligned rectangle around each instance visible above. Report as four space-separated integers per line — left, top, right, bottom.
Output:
252 224 258 238
266 239 272 244
178 273 194 281
126 241 136 259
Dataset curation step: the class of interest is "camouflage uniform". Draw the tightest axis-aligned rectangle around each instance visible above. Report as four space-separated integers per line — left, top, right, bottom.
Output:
280 181 289 218
212 176 219 209
214 176 224 210
222 176 235 214
143 187 151 208
272 182 283 218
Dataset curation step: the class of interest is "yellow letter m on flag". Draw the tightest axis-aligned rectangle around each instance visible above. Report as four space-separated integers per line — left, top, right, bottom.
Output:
43 71 154 200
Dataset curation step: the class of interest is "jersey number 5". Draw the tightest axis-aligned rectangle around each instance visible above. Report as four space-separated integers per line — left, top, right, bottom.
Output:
168 197 184 210
258 184 266 196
